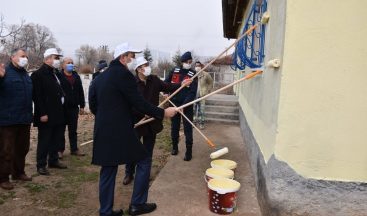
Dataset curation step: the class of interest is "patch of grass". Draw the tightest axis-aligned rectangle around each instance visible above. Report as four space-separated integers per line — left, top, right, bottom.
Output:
0 191 16 205
64 171 99 185
54 181 63 189
156 120 172 152
68 155 92 167
40 170 98 209
56 190 77 208
25 183 47 193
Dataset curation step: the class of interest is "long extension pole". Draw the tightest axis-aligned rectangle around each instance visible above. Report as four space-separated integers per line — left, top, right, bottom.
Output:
134 25 258 128
177 70 263 110
164 95 215 148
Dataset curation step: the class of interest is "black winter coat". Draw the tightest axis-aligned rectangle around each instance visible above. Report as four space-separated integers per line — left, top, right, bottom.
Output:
31 64 65 127
88 59 164 166
164 67 198 106
134 74 180 136
58 70 85 109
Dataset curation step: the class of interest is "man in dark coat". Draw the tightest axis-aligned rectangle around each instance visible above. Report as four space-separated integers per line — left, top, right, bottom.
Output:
89 42 177 216
31 48 68 176
57 57 86 159
93 60 108 80
123 57 192 186
164 51 198 161
0 48 33 190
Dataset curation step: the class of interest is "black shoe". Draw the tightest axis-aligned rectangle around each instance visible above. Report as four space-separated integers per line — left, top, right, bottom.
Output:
171 144 178 155
0 181 14 190
71 150 86 156
184 153 192 161
37 167 50 175
129 203 157 215
184 146 192 161
171 149 178 155
107 209 123 216
123 174 134 185
48 162 67 169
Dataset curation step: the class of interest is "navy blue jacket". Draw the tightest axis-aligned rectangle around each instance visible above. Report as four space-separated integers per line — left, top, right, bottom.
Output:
164 67 198 106
0 63 33 126
88 59 165 166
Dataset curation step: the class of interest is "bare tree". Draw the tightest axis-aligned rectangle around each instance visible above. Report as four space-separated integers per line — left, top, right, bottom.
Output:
0 19 57 69
96 45 112 63
15 23 57 68
76 44 98 66
0 14 24 45
0 15 24 63
153 58 174 79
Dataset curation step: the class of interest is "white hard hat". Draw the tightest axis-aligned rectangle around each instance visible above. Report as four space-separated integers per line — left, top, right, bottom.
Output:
113 42 142 59
44 48 62 58
134 56 148 71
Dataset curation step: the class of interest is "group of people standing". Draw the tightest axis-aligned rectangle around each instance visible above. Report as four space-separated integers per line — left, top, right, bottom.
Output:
0 42 214 216
0 47 86 190
89 42 213 216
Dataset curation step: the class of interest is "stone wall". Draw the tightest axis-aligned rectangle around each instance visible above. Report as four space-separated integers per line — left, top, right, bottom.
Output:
239 109 367 216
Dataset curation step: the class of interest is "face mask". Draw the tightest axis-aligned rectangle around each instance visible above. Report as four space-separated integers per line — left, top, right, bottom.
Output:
65 64 74 72
143 66 152 76
18 57 28 68
127 58 136 71
52 59 61 69
183 63 191 70
195 67 201 72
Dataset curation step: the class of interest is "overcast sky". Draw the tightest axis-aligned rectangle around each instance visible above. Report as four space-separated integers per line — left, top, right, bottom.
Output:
1 0 234 59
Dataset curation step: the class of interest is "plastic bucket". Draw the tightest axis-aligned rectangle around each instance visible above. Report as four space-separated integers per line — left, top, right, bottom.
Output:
205 167 234 182
207 178 241 215
211 159 237 173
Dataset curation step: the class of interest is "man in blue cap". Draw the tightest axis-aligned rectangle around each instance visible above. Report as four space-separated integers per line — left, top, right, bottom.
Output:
164 51 198 161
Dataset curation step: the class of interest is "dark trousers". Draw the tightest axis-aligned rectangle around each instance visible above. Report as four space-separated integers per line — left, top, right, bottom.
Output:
36 125 64 168
99 157 153 215
125 133 156 176
60 108 79 153
130 153 153 205
171 105 193 146
99 166 118 216
0 125 30 183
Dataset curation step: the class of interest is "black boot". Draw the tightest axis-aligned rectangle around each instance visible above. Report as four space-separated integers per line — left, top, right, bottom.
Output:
171 143 178 155
184 145 192 161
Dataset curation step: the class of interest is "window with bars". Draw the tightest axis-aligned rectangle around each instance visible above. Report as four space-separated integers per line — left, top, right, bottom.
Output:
232 0 267 70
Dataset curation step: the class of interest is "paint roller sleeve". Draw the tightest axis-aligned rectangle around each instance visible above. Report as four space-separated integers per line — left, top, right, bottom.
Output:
210 147 229 159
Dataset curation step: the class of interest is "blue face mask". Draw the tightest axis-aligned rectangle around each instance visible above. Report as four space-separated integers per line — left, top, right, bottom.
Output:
66 64 74 72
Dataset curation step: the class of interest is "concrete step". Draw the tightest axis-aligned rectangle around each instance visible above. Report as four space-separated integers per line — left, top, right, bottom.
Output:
205 105 239 113
205 94 239 107
206 111 239 120
205 99 238 107
205 117 239 124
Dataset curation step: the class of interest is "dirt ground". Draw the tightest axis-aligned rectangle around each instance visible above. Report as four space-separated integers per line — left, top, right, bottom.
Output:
0 114 172 216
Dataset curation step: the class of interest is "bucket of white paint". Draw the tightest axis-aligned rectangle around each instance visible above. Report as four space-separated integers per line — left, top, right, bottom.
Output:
205 167 234 182
211 159 237 173
207 178 241 215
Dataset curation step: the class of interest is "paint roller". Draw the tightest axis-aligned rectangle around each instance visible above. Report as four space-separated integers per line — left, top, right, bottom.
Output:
134 25 258 128
162 93 229 159
175 70 263 158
